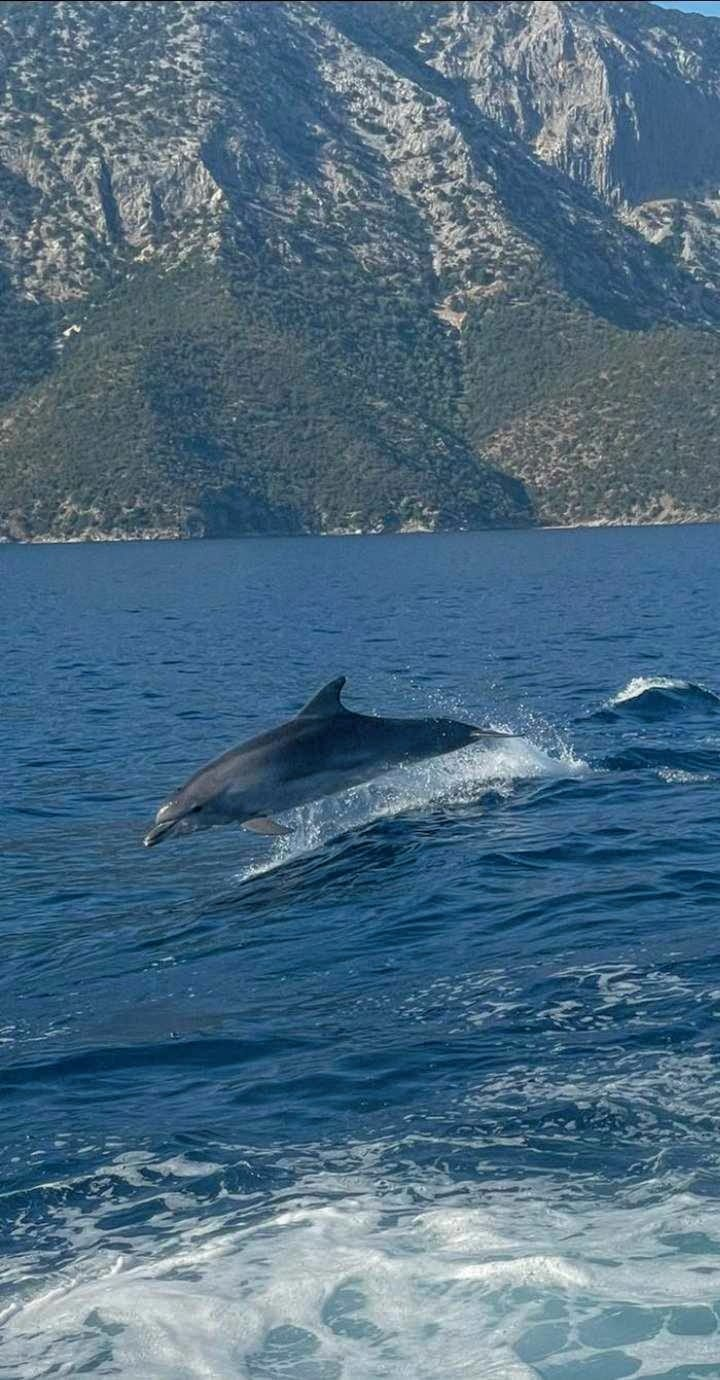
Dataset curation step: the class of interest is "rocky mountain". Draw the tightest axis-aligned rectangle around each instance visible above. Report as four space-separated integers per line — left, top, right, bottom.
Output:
1 0 720 541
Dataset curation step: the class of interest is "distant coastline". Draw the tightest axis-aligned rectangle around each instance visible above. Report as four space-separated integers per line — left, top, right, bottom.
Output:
3 514 719 547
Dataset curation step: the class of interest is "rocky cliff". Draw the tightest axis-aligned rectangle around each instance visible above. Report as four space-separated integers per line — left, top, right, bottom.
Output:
1 1 720 541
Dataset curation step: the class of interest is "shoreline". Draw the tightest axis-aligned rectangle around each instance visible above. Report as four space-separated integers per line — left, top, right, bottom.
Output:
2 514 720 547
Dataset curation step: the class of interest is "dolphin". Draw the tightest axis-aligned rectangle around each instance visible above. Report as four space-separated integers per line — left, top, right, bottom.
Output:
143 676 511 847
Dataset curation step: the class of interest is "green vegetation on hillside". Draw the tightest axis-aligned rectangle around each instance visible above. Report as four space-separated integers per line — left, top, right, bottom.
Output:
462 266 720 523
0 258 531 540
3 249 720 539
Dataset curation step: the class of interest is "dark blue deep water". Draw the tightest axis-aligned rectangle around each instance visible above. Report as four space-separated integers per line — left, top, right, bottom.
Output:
3 527 720 1379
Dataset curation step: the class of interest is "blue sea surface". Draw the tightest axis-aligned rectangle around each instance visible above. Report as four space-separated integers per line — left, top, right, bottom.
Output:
3 526 720 1379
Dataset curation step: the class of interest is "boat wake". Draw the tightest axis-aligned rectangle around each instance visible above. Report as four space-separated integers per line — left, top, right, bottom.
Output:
4 1128 720 1380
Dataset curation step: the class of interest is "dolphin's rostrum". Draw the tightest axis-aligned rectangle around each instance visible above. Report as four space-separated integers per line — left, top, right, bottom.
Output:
144 677 511 847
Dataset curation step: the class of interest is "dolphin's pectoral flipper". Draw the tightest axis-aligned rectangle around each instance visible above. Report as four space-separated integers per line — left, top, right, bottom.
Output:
297 676 348 719
243 817 292 836
470 727 517 741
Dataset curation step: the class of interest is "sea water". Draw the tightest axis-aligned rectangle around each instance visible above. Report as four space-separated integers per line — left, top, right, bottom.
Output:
3 526 720 1378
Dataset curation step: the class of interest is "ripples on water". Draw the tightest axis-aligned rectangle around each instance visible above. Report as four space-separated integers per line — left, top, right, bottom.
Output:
3 527 720 1379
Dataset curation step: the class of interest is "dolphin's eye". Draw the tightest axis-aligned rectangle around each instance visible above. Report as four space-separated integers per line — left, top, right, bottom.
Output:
190 805 203 813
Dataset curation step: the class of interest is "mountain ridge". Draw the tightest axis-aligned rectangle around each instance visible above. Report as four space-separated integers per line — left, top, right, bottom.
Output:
1 0 720 542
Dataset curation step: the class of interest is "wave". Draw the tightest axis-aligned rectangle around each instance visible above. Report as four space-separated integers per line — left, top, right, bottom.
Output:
594 676 720 721
601 744 720 778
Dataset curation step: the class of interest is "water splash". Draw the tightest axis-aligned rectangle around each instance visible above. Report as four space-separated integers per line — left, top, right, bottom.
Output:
239 734 588 881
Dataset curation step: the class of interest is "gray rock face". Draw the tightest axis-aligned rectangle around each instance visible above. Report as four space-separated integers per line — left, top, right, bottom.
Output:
0 0 717 312
0 0 720 538
426 3 720 199
422 0 720 290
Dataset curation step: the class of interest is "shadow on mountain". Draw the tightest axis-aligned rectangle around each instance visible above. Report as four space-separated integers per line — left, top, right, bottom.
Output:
0 270 55 407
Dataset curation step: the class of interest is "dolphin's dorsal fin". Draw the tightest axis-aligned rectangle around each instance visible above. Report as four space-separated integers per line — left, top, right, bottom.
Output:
297 676 348 718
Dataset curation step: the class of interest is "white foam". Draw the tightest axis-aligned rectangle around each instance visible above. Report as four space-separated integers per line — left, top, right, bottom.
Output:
657 767 714 784
5 1149 720 1379
239 736 588 881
